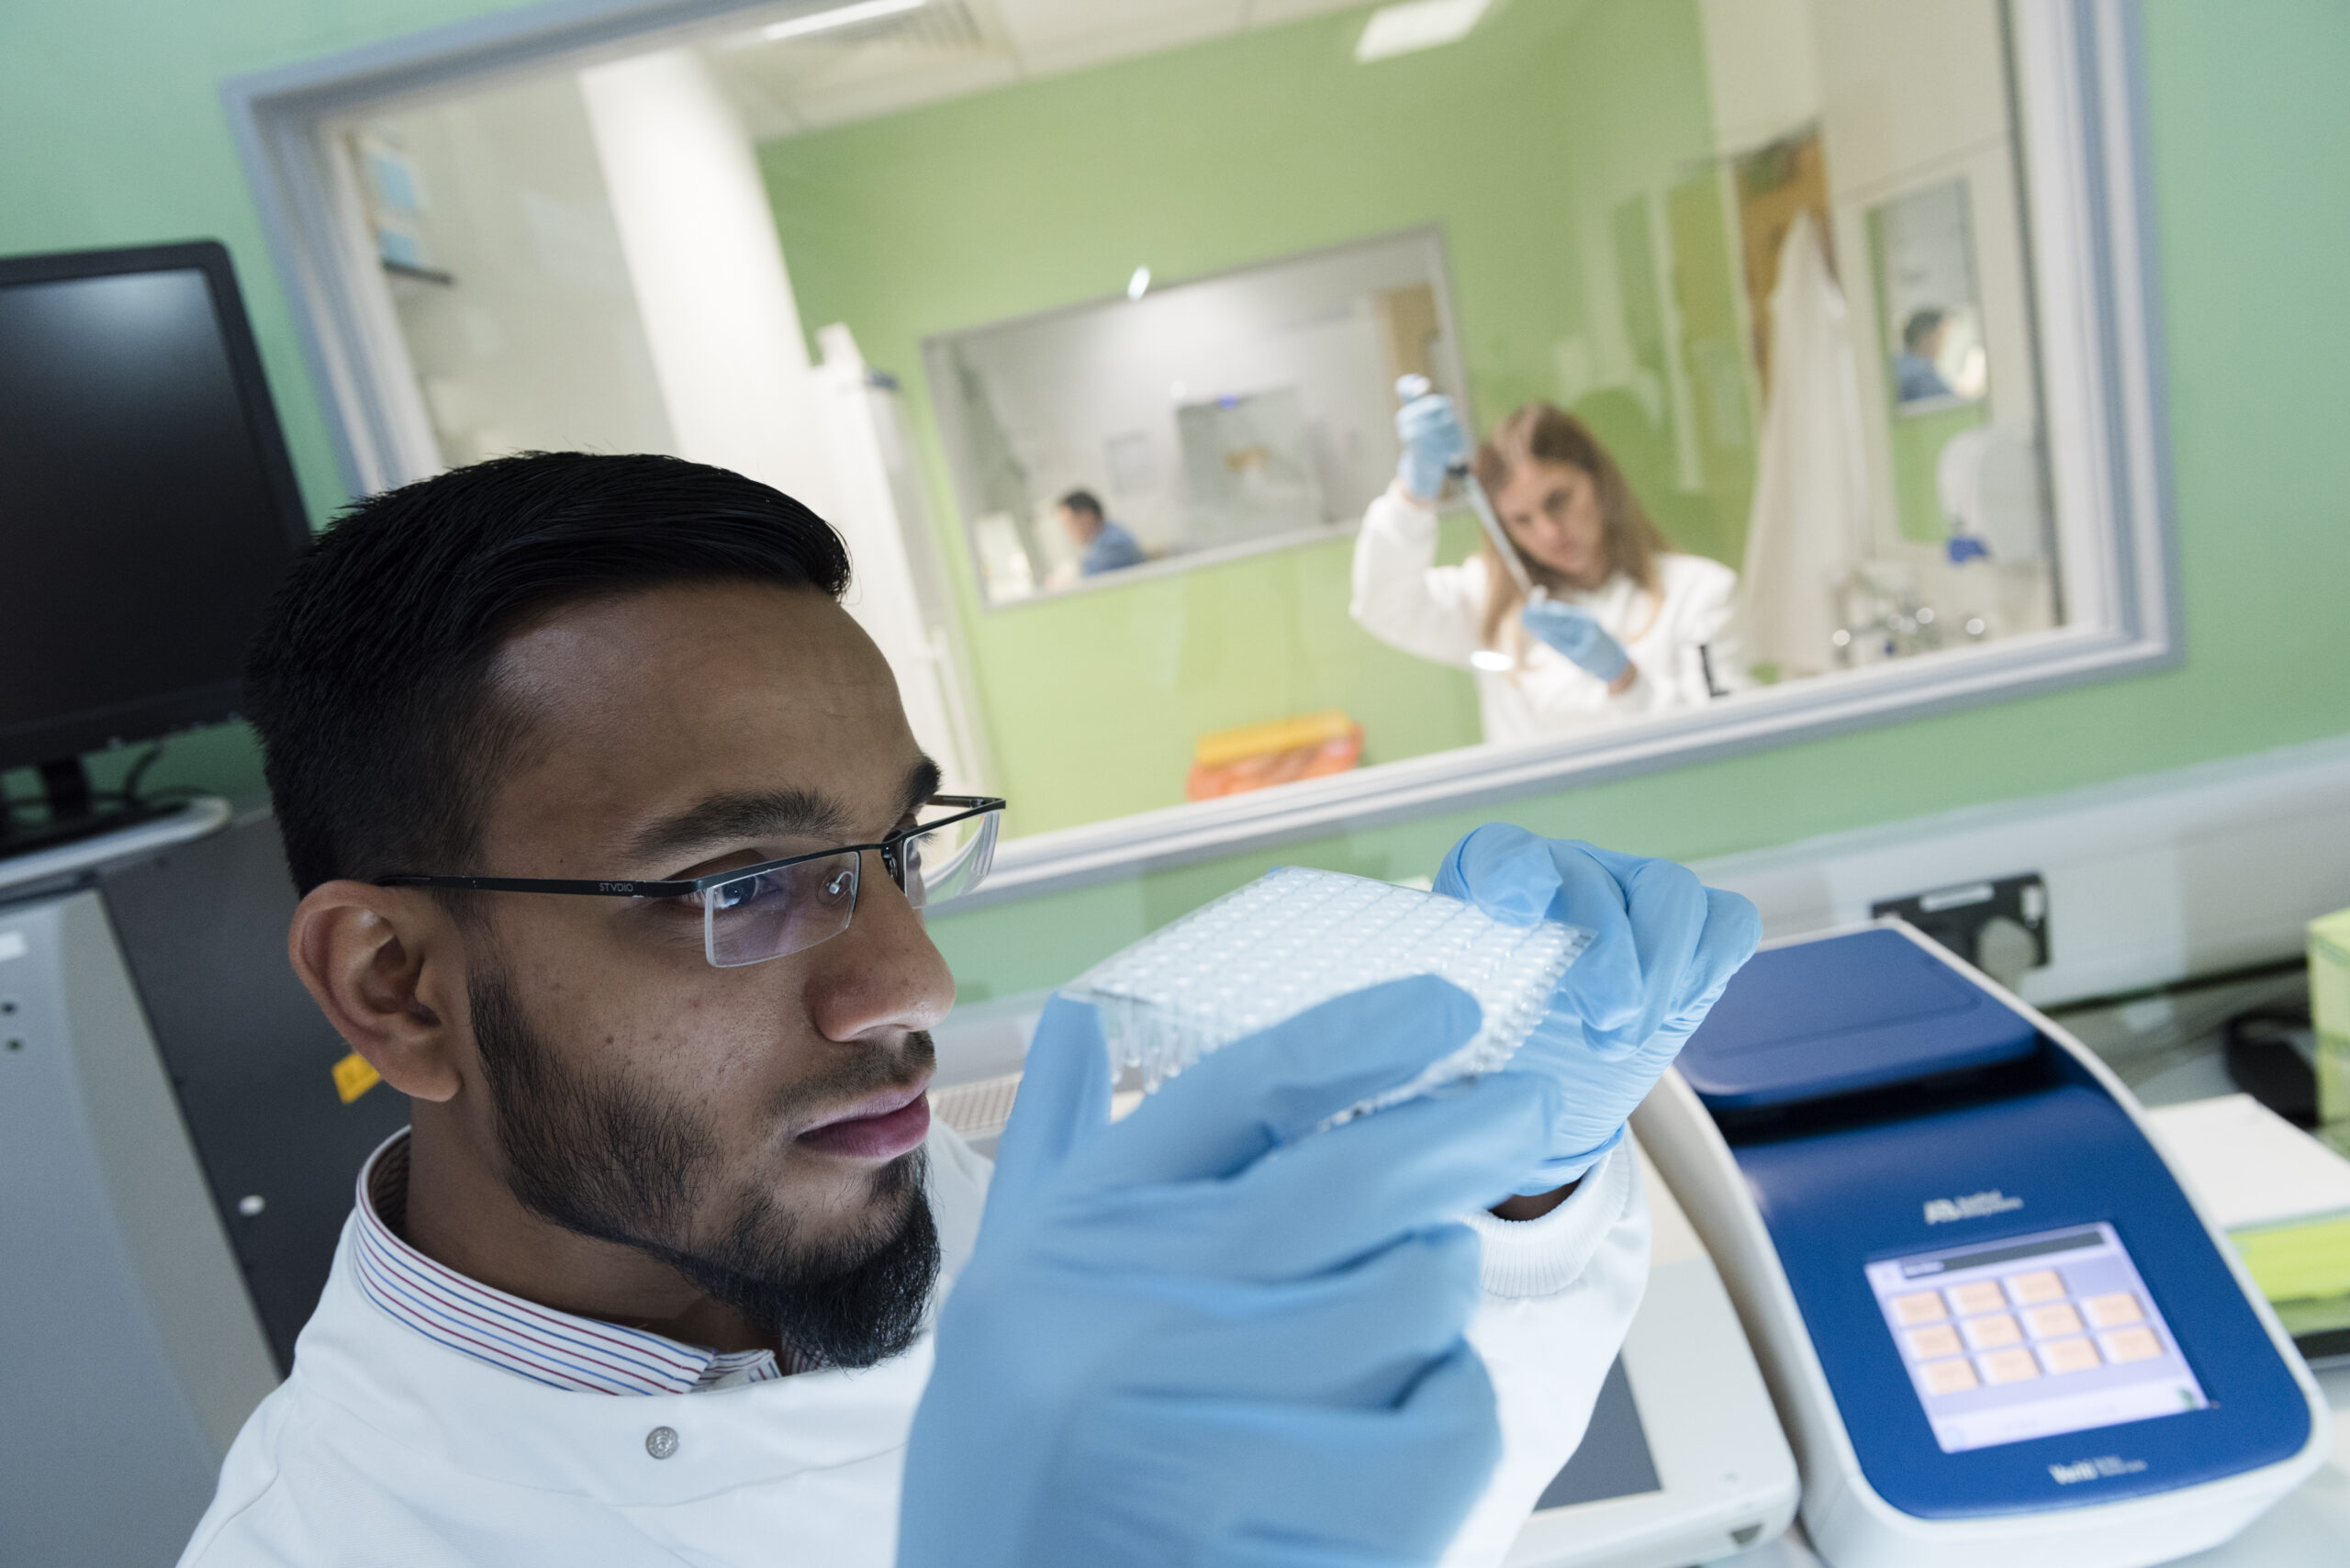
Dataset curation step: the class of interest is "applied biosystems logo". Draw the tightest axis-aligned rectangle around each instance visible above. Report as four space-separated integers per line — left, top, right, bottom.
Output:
2049 1455 2147 1484
1923 1190 2024 1224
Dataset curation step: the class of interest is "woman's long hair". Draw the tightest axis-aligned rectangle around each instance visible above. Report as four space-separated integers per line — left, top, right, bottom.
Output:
1472 402 1670 650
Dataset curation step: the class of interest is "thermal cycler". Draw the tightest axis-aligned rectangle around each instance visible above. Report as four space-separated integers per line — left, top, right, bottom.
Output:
1635 922 2329 1568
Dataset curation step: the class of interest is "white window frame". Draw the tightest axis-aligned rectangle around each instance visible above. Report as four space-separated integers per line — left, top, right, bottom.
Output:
224 0 2179 910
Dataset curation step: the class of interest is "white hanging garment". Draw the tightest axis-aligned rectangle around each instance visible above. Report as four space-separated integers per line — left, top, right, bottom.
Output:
1738 213 1874 679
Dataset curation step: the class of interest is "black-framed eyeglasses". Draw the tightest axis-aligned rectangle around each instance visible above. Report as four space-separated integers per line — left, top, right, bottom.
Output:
378 795 1005 969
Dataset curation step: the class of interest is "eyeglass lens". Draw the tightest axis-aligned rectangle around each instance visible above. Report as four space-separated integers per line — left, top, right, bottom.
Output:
694 804 1002 969
700 851 860 969
908 808 998 906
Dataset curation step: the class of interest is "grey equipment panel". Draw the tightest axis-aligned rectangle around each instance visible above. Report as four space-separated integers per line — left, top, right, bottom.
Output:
99 809 411 1370
1533 1355 1663 1511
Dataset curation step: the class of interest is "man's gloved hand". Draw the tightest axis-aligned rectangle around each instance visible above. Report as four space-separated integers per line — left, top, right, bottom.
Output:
1519 599 1630 683
1395 391 1469 503
900 976 1557 1568
1437 824 1761 1195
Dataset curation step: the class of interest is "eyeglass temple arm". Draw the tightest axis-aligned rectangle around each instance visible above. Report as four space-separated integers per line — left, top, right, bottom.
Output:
380 799 1004 896
376 872 703 896
908 797 1002 902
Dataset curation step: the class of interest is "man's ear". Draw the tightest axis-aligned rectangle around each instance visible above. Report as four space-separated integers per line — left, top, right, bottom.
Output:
288 881 468 1103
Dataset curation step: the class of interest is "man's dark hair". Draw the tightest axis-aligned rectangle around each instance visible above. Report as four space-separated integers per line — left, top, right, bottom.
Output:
245 452 852 895
1902 308 1948 353
1058 487 1104 521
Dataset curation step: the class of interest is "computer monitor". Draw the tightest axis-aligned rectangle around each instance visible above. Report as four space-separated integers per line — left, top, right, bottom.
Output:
0 241 311 846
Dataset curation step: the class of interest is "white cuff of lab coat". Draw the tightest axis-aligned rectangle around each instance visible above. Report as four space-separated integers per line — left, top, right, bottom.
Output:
1604 663 1660 711
1461 1143 1638 1299
1371 481 1442 536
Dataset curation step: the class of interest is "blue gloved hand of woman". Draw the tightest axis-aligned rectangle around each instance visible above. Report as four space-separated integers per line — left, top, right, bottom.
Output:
1394 392 1468 503
1519 599 1629 683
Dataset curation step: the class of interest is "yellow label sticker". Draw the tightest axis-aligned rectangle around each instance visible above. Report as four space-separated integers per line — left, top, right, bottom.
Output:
333 1051 382 1103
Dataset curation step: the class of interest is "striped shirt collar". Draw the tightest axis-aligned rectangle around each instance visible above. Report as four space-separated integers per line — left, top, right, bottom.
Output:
351 1130 793 1395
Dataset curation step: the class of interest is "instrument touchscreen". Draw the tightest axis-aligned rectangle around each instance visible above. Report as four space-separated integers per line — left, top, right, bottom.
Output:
1866 1224 2207 1455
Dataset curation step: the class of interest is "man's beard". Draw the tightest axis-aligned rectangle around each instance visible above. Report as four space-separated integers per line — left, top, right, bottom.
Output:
466 967 940 1370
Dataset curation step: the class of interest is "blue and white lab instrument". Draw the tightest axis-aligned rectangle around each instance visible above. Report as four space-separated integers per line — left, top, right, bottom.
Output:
1634 922 2328 1568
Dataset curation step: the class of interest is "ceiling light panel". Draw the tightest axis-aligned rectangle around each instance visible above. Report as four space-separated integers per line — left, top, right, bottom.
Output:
762 0 931 43
1354 0 1492 62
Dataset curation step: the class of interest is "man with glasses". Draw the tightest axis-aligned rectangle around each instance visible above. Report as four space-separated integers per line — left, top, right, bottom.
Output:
181 453 1754 1567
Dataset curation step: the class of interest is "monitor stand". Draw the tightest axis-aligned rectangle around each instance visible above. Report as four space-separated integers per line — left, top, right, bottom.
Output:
2 758 229 892
3 759 182 857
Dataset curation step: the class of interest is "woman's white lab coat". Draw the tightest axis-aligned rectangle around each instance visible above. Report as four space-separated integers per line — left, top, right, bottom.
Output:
1351 487 1745 747
178 1122 1650 1568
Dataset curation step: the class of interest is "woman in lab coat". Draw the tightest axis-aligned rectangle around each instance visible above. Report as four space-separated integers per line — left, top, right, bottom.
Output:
1351 396 1745 747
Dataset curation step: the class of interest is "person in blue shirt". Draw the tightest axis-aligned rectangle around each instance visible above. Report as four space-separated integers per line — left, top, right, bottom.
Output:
1058 487 1145 576
1894 308 1955 402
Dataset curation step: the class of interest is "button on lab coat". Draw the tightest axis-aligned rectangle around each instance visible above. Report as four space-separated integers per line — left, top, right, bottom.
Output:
180 1122 1648 1568
1351 487 1745 748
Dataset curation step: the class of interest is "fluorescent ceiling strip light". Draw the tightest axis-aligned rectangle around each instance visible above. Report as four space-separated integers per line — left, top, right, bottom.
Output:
1127 265 1151 300
761 0 926 43
1354 0 1493 63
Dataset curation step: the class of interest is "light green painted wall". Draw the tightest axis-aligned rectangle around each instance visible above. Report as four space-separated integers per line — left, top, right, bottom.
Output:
2 0 2344 1010
758 0 1740 836
1888 401 1988 543
930 521 1492 834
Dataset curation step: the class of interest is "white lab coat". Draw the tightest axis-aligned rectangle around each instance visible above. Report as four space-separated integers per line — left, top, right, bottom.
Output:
179 1122 1649 1568
1739 213 1873 681
1350 487 1744 748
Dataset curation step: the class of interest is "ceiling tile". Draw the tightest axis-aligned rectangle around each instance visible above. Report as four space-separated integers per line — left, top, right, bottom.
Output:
995 0 1240 46
1005 3 1248 78
1246 0 1371 28
789 54 1025 130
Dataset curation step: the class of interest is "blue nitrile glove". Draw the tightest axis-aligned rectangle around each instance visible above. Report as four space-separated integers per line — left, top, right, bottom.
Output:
1520 599 1630 683
1395 391 1469 503
1436 824 1761 1195
900 975 1558 1568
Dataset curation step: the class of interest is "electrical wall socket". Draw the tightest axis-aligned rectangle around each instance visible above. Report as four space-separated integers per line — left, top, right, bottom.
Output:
1873 874 2050 989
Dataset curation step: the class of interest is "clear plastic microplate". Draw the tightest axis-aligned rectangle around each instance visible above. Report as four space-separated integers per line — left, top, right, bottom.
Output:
1065 867 1590 1122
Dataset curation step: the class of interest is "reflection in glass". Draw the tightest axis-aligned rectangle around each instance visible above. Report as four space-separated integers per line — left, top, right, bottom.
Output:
1175 388 1326 552
925 230 1461 607
1051 488 1144 584
1875 179 1990 410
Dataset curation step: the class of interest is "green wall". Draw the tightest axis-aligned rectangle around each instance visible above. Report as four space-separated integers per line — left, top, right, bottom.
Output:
3 0 2346 1008
758 0 1741 835
1888 401 1988 543
916 523 1491 834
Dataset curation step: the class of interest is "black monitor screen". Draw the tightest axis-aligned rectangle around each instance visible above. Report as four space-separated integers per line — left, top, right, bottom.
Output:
0 247 308 770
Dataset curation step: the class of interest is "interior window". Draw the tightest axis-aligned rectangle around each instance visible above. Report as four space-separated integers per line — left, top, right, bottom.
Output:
324 0 2076 847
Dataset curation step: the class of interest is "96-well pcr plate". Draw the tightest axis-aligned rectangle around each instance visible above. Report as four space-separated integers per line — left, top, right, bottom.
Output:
1067 867 1588 1117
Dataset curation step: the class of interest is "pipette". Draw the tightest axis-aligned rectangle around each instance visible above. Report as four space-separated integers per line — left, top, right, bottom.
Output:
1393 375 1540 602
